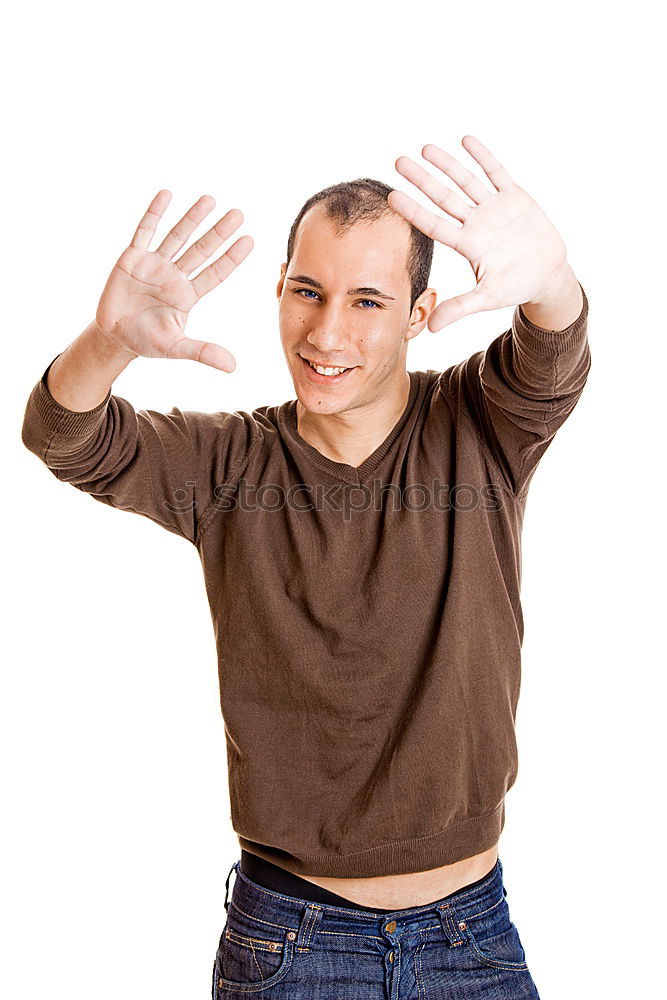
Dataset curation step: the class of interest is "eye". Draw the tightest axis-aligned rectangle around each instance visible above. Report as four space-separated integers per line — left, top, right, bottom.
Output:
294 289 380 309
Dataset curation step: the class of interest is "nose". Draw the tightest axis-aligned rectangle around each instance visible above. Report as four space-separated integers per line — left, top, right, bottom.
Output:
305 304 352 358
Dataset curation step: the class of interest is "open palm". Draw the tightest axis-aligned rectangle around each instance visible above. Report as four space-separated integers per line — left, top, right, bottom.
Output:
388 135 569 331
96 191 253 372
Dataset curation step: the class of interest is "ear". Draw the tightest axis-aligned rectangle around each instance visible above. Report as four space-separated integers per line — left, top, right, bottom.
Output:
406 288 438 340
276 262 287 300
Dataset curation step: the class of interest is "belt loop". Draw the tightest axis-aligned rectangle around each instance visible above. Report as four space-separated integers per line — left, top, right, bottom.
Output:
224 859 239 913
436 902 467 947
295 902 324 948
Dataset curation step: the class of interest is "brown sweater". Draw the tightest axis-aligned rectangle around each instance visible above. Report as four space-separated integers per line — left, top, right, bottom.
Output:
21 284 591 877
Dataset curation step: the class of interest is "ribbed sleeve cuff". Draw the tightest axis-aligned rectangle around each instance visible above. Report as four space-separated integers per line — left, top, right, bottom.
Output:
33 353 112 436
514 281 589 355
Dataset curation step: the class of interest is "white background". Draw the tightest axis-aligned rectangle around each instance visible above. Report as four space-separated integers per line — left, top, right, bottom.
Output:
3 1 665 997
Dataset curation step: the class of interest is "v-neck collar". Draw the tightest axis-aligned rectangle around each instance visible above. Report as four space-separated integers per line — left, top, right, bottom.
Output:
279 370 422 484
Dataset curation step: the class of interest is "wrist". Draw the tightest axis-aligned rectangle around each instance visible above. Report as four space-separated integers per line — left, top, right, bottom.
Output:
521 264 583 332
88 319 139 366
45 323 136 413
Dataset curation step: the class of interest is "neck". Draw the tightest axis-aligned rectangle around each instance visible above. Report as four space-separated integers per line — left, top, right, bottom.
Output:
295 369 411 469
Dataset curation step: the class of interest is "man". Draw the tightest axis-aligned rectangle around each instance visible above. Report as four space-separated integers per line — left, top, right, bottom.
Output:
22 135 590 996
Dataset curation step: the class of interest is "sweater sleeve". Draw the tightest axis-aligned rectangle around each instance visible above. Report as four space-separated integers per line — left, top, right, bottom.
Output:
439 282 591 498
21 353 259 545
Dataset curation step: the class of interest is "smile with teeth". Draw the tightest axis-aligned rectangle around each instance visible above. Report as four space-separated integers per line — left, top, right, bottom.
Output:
306 359 353 376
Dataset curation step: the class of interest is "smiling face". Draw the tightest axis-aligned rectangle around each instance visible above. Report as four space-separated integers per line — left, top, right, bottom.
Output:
277 201 435 416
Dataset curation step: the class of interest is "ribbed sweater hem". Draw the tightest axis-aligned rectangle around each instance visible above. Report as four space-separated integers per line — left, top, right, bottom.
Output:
236 798 506 878
33 353 112 437
515 281 589 354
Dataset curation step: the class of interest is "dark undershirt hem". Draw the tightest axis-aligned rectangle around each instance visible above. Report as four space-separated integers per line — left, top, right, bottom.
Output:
239 849 497 914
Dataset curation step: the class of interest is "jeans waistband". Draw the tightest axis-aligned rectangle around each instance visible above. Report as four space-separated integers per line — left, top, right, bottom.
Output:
224 856 507 944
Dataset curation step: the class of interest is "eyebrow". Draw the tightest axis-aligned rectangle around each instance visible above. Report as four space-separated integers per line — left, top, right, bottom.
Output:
286 274 396 301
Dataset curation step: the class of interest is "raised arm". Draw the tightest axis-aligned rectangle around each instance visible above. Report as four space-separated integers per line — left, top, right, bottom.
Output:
440 281 590 497
21 189 257 544
387 135 592 495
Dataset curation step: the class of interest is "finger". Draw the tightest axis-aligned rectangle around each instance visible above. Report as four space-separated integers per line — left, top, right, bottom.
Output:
155 195 216 260
394 155 474 223
418 146 492 204
428 287 496 332
130 189 172 250
459 135 515 192
191 234 254 300
165 334 237 373
387 189 460 250
174 208 245 277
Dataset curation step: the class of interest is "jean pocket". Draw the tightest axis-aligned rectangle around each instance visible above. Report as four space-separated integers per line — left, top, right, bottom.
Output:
462 898 529 971
213 915 298 994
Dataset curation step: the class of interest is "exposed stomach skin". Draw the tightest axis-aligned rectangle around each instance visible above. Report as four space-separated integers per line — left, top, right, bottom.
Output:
295 843 500 910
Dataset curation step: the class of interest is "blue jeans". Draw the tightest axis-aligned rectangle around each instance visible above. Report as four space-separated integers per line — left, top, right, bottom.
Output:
212 856 541 998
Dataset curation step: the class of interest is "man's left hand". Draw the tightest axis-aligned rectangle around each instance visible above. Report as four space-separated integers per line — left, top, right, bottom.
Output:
389 135 573 331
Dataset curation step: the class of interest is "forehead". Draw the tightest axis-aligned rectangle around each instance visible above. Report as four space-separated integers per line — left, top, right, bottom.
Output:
291 202 411 289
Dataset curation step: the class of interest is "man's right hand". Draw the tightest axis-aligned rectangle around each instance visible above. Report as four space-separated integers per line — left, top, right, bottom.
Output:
94 190 254 373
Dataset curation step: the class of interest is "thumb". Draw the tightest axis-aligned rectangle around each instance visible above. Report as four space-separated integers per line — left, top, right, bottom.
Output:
427 287 494 332
167 336 237 373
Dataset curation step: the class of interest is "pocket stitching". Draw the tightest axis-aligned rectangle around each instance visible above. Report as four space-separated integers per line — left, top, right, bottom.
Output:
466 923 528 971
226 926 285 954
215 929 296 993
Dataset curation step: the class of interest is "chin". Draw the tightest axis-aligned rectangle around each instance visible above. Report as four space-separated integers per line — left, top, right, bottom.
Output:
295 387 350 415
292 360 359 412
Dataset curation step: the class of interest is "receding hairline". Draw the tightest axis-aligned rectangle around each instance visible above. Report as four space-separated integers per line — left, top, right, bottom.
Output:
296 197 412 239
288 201 414 287
285 179 434 313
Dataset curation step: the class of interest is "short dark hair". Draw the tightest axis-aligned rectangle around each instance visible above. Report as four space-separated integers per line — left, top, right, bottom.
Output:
285 178 434 313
